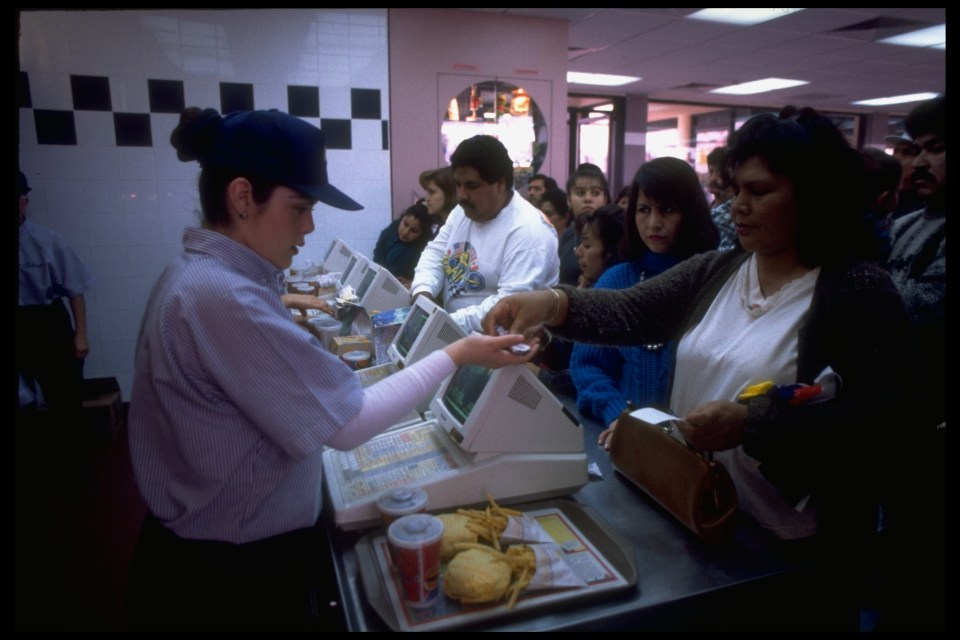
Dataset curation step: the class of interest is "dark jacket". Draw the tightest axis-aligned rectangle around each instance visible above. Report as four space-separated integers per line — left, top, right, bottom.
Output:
556 248 912 548
372 219 428 281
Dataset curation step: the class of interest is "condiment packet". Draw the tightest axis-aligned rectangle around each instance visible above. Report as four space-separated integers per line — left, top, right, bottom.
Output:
525 543 588 590
500 514 554 545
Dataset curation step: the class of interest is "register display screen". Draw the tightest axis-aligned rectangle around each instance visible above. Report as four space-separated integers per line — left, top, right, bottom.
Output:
356 267 377 300
394 306 430 359
341 255 358 283
441 364 493 425
323 239 336 263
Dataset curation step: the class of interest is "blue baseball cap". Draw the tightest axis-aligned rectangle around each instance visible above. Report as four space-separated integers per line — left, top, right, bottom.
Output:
202 109 363 211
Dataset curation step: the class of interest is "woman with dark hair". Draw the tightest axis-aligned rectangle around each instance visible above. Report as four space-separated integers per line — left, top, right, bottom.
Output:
560 167 611 286
706 145 738 251
539 187 577 286
573 203 626 288
126 108 534 631
614 184 630 210
418 166 457 236
537 203 625 388
572 157 718 441
486 106 911 629
372 202 432 286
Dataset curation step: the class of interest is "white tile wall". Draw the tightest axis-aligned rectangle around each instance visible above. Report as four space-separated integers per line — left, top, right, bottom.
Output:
19 8 391 399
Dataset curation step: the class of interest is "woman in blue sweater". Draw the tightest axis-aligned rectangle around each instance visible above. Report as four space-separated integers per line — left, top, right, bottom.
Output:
570 157 719 446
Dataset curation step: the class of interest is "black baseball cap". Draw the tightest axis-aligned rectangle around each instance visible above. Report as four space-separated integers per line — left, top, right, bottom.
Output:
203 109 363 211
905 95 945 141
18 170 31 195
883 132 913 146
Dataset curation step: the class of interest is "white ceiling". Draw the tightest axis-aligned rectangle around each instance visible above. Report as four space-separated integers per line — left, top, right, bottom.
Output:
465 8 946 118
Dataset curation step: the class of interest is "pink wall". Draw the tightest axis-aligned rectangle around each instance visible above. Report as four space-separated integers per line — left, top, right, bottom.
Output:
388 9 569 218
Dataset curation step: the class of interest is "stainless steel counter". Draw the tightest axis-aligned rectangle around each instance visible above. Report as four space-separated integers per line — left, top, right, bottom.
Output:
321 380 828 631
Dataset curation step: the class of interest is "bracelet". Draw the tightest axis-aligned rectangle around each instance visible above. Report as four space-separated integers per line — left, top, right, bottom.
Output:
545 287 561 326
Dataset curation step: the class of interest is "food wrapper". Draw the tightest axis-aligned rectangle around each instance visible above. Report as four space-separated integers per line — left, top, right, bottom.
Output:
337 285 360 305
523 543 588 591
317 272 340 289
499 514 555 545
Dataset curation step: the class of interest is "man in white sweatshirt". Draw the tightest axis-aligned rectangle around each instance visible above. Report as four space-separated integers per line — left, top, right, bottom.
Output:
410 135 559 332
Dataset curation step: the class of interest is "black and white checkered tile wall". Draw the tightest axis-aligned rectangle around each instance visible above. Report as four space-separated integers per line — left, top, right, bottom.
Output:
19 71 389 151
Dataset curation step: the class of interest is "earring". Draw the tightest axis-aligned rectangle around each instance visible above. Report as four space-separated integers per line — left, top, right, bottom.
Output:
239 210 248 219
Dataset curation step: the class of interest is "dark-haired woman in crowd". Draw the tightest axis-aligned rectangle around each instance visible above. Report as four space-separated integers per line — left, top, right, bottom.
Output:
486 106 912 629
614 184 630 210
561 167 611 285
572 157 718 443
537 203 625 389
419 166 457 237
125 107 534 631
373 201 432 287
539 187 576 285
573 203 626 289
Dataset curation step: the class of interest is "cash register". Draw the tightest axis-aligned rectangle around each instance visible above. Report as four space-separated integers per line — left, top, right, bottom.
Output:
323 359 589 530
355 295 466 413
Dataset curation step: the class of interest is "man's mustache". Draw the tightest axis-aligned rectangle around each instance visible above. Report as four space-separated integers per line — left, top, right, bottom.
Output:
911 169 937 185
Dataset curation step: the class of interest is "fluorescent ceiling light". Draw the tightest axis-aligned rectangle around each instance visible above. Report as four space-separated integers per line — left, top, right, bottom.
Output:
592 104 615 112
567 71 640 87
687 8 803 26
711 77 808 95
879 24 946 49
853 92 940 107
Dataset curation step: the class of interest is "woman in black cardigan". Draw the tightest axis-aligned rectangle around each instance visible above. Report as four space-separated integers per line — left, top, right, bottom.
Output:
485 107 914 630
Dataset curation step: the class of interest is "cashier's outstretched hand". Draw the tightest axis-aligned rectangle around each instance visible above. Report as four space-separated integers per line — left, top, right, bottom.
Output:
282 293 335 317
483 288 568 338
444 332 539 369
678 401 747 452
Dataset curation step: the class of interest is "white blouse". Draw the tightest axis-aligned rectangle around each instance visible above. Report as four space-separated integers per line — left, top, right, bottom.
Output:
671 253 821 540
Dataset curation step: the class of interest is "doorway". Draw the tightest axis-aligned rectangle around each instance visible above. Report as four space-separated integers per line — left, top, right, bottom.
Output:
567 94 625 194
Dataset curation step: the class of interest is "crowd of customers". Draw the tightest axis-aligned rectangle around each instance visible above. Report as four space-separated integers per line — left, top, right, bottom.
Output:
19 91 941 631
486 96 944 632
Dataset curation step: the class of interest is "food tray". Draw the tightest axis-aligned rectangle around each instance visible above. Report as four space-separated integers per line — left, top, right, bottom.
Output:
354 499 637 631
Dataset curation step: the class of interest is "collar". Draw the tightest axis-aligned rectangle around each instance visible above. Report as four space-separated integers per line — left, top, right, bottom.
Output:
183 227 285 292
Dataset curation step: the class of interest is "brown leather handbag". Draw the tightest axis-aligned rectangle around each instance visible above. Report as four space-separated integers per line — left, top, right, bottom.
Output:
608 408 738 545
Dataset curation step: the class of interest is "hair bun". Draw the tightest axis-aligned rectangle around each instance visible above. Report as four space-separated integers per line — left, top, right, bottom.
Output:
169 107 223 162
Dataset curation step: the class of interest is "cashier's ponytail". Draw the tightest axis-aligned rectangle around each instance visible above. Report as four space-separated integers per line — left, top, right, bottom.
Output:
170 106 280 228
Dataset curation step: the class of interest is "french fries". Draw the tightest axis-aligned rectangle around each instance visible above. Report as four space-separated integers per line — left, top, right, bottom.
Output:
455 493 522 551
504 546 536 609
442 495 540 610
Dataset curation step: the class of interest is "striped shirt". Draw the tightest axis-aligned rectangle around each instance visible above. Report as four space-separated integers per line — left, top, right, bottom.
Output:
129 227 367 543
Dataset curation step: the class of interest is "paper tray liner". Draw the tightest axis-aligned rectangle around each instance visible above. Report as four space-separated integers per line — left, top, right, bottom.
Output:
355 498 637 631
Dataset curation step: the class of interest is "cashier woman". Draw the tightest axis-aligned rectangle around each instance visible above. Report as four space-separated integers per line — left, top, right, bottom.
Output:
125 107 535 631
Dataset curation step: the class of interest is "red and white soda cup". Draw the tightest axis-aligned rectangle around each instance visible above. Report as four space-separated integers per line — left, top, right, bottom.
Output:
387 513 444 608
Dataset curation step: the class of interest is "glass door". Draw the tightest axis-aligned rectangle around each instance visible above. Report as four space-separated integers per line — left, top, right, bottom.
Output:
567 95 624 193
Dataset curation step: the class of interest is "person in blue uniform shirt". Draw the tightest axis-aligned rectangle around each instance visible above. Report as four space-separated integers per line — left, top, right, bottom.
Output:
17 169 94 422
124 107 533 631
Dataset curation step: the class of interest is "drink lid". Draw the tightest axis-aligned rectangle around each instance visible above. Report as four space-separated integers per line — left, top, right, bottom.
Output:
387 514 444 548
308 315 340 329
377 486 428 516
342 350 369 362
